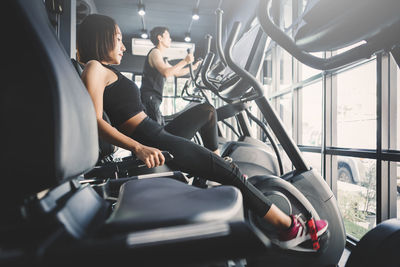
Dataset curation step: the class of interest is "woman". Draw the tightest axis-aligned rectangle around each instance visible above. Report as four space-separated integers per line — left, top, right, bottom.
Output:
77 14 328 249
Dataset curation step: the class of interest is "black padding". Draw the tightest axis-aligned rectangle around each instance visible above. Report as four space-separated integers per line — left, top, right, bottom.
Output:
222 141 279 177
345 219 400 267
103 178 243 233
294 0 400 52
2 0 98 201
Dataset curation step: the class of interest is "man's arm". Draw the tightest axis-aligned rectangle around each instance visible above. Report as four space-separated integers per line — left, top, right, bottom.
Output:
149 48 194 77
173 59 202 77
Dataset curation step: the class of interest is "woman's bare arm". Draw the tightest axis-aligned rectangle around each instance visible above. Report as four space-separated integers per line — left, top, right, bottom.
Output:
81 60 164 168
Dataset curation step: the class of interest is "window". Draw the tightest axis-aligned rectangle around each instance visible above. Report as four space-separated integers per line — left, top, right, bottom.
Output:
302 152 321 174
396 64 400 150
299 80 322 146
160 76 175 116
300 52 323 81
280 49 293 89
121 72 133 80
396 63 400 219
263 52 273 96
336 60 376 149
283 0 292 30
278 92 293 137
134 75 142 88
335 156 376 240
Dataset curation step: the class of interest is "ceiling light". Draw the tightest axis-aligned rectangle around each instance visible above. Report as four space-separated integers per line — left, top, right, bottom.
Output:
184 32 191 42
138 4 145 16
141 29 148 39
192 8 199 20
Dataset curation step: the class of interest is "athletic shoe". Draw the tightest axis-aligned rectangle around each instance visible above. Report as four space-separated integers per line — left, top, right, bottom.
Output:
277 214 328 249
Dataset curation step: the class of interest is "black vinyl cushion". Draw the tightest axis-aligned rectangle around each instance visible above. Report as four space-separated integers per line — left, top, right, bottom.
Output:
294 0 400 52
2 0 98 201
104 178 243 233
345 219 400 267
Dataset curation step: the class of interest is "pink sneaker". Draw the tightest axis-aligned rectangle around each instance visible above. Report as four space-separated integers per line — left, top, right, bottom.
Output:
277 214 328 249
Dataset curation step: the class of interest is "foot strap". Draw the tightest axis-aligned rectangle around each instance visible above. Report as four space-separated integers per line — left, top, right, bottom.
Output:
306 213 320 251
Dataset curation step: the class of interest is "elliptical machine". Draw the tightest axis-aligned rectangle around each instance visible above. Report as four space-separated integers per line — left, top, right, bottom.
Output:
197 6 346 267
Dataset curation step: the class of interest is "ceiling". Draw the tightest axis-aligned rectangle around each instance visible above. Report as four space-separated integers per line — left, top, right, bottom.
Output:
82 0 231 55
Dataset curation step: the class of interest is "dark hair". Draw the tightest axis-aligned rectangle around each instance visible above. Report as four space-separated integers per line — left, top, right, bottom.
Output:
77 14 117 64
150 26 169 46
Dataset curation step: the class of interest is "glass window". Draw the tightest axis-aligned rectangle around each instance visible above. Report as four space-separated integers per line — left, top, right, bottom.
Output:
175 78 193 113
283 0 292 30
134 75 142 88
300 80 322 146
160 97 175 116
300 52 323 81
163 76 175 97
160 77 175 116
335 156 376 240
336 60 376 149
396 162 400 220
280 48 293 89
302 152 322 174
397 65 400 220
277 93 292 137
396 64 400 149
121 72 133 80
263 52 273 96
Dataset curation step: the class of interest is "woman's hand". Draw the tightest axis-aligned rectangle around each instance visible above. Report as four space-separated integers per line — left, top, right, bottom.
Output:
134 144 166 168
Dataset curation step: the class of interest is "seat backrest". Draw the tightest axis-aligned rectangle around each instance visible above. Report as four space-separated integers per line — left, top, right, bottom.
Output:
2 0 98 204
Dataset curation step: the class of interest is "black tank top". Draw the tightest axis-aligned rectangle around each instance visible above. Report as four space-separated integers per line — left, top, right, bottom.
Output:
140 48 166 101
102 64 144 127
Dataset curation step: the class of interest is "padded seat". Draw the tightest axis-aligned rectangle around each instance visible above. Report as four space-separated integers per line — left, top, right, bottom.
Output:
104 178 244 233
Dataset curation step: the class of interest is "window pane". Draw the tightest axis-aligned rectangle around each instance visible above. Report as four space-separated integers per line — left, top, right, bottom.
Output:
135 75 142 88
302 152 321 174
300 52 323 81
121 72 133 80
397 63 400 149
300 80 322 146
278 93 292 137
335 156 376 240
163 76 175 96
397 162 400 220
283 0 292 30
397 65 400 220
176 78 188 96
263 117 293 174
280 48 293 89
160 97 175 116
336 60 376 149
263 52 273 96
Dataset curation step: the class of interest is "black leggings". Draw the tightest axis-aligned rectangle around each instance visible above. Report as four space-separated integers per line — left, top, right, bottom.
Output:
130 116 273 217
164 103 219 152
143 100 219 152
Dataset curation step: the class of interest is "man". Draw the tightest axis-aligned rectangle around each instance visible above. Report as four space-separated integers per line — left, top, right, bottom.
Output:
140 26 201 125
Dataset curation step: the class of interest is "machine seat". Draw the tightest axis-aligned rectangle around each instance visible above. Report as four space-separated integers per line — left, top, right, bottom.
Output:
104 178 244 233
